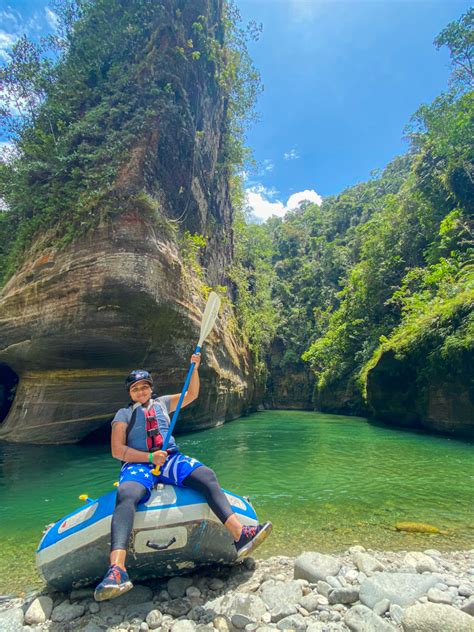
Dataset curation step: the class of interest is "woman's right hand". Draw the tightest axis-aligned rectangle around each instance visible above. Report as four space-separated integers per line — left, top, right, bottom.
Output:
151 450 168 467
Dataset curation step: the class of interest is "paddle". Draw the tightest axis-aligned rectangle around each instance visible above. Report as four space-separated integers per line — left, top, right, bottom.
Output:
151 291 221 475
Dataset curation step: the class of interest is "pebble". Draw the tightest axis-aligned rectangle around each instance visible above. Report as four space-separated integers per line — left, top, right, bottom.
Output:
2 549 474 632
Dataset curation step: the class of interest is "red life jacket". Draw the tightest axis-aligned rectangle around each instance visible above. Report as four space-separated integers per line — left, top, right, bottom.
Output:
143 406 164 452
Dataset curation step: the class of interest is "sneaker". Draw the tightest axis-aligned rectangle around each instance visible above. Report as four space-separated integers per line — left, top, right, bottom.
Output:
94 564 133 601
234 522 273 559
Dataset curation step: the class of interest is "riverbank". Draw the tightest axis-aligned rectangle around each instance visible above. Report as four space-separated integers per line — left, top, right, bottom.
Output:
1 546 473 632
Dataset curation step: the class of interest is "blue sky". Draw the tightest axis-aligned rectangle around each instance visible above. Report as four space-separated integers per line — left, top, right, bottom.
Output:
237 0 471 220
0 0 471 221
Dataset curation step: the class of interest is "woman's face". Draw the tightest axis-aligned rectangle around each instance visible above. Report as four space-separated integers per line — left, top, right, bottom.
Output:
129 380 152 405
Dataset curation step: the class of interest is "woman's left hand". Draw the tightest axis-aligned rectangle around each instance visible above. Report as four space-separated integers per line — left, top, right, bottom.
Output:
191 352 201 369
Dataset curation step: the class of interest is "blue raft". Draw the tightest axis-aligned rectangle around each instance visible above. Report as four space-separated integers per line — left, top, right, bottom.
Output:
36 483 258 591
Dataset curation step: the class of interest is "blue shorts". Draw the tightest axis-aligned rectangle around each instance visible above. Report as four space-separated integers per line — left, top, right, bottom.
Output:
119 452 202 500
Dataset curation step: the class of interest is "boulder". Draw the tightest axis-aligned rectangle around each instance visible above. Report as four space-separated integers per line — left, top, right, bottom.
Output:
328 587 359 605
207 593 268 621
294 553 341 583
353 552 384 575
401 602 474 632
0 607 24 631
344 604 397 631
359 572 438 608
260 580 303 610
403 552 438 573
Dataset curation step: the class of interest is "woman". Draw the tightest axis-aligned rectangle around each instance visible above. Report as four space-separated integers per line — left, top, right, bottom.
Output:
94 355 272 601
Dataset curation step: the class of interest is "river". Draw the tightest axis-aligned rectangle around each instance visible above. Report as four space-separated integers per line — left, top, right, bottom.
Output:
0 410 473 595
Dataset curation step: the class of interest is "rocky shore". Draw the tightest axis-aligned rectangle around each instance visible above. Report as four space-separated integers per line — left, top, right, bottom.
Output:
1 547 473 632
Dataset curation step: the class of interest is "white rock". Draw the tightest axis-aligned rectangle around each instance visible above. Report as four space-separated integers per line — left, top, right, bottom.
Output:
172 621 197 632
459 584 474 598
24 596 53 625
403 552 438 573
276 613 307 631
316 581 330 598
344 604 397 631
353 552 385 575
427 587 457 605
294 553 341 583
389 603 404 624
0 607 24 631
146 609 163 630
401 602 474 632
373 598 390 616
213 615 232 632
260 581 303 610
359 572 438 608
345 570 359 583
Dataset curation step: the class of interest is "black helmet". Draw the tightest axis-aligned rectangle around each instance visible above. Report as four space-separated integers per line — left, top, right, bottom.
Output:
125 369 153 391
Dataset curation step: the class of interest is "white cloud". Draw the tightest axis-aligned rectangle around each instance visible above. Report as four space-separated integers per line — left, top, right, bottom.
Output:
245 185 322 222
246 189 285 221
284 148 299 160
45 8 59 30
0 29 17 61
287 189 323 209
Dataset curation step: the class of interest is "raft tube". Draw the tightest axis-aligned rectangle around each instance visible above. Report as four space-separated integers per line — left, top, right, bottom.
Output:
36 484 258 591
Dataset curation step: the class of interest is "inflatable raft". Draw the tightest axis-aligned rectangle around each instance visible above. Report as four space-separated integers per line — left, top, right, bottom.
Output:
36 484 258 591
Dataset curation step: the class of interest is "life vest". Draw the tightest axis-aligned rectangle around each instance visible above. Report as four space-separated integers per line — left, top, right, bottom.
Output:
125 398 177 453
143 405 164 452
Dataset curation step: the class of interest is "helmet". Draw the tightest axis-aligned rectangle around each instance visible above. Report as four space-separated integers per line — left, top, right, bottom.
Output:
125 369 153 391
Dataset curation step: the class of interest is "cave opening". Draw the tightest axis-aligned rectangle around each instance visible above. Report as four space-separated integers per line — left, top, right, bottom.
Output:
0 364 19 424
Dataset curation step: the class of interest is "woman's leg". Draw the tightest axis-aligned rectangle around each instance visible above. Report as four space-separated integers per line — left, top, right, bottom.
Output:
182 464 273 558
110 480 147 568
182 466 242 539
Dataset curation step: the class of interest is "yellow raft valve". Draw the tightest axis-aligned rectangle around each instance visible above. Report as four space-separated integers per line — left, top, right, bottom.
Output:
78 494 96 503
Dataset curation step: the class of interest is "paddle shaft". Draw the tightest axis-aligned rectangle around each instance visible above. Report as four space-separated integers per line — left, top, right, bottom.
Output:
163 344 200 450
150 292 221 476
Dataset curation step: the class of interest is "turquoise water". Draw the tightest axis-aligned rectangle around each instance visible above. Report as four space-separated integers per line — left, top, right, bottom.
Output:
0 410 473 595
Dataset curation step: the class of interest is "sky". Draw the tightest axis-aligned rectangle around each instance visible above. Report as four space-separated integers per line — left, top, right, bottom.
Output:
0 0 471 221
237 0 471 220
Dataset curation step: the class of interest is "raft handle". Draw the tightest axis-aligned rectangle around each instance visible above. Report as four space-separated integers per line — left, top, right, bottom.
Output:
146 536 177 551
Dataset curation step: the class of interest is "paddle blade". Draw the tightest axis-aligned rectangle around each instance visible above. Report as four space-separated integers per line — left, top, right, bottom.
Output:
198 291 221 347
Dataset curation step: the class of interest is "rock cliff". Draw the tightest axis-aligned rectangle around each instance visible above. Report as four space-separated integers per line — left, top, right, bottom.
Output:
264 339 314 410
366 347 474 439
0 214 256 443
0 0 259 443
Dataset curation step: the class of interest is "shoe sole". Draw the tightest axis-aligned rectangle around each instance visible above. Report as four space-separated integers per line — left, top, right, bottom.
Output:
94 580 133 602
236 522 273 560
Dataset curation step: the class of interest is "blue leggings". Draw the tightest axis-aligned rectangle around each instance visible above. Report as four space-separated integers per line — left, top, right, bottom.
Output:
111 466 234 551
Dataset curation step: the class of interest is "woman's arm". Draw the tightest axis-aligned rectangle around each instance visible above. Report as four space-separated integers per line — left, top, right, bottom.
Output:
169 352 201 413
111 422 167 466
